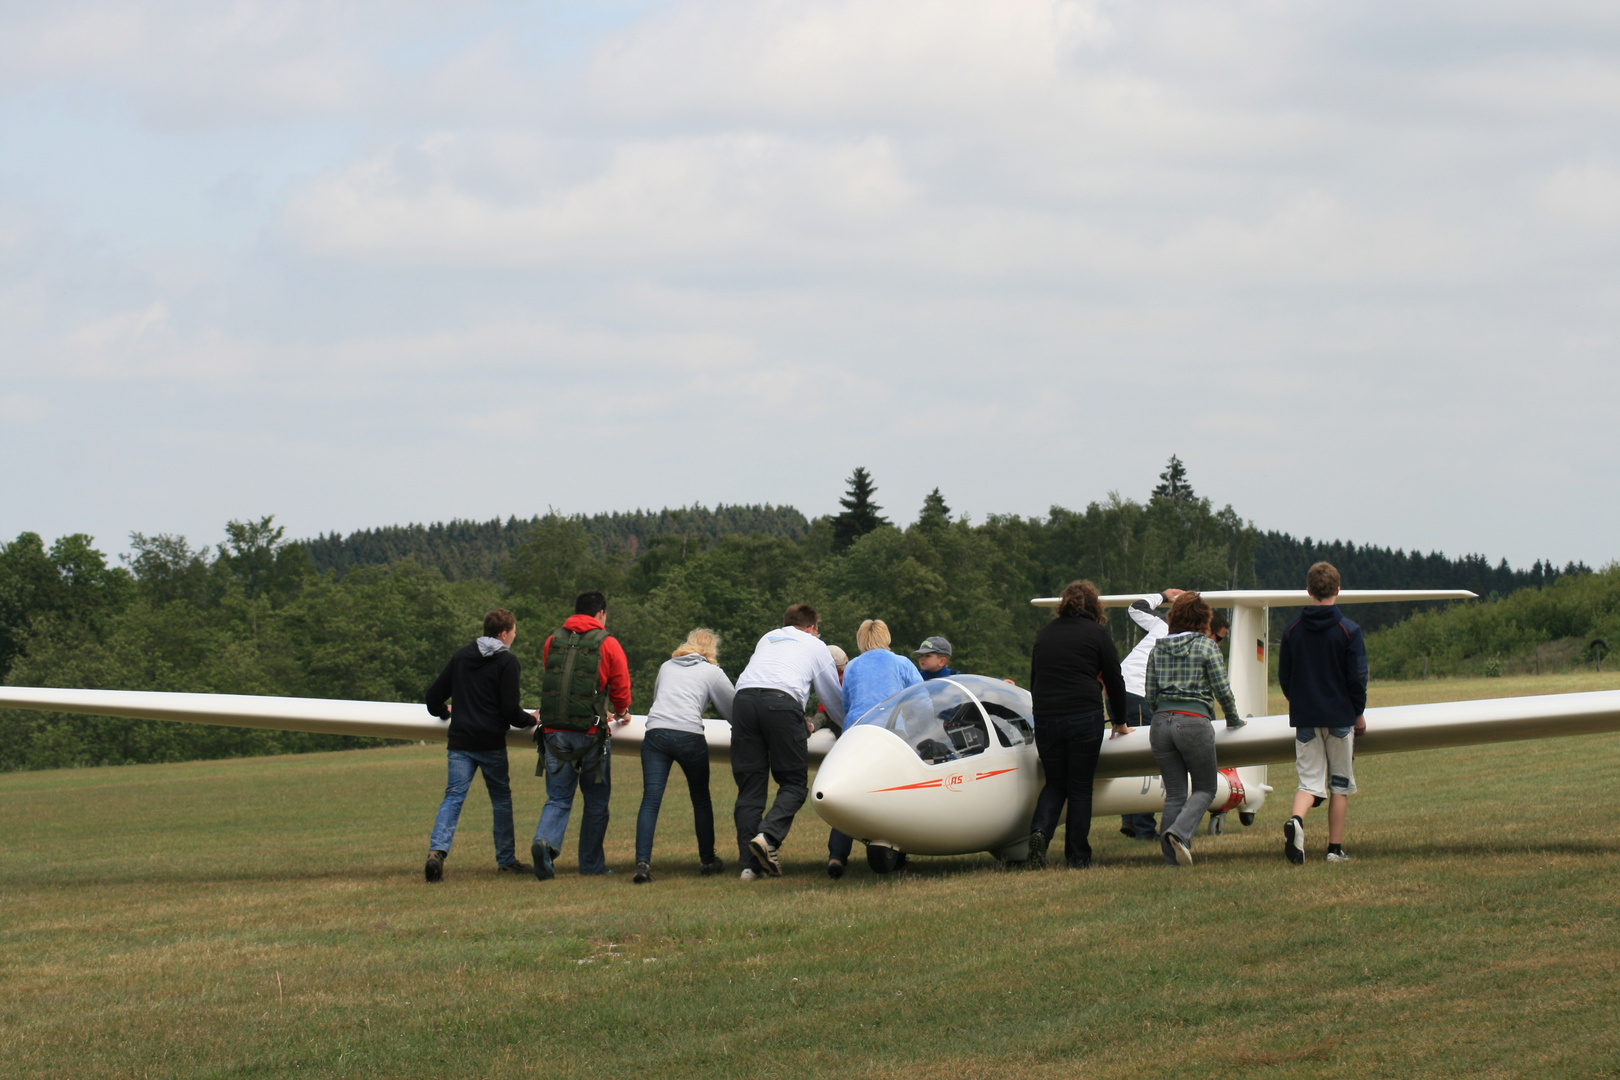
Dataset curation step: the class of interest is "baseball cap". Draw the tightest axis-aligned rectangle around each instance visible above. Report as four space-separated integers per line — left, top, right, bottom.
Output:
912 636 953 657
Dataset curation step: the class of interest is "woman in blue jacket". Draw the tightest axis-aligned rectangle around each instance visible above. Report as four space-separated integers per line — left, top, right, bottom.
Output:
826 618 922 878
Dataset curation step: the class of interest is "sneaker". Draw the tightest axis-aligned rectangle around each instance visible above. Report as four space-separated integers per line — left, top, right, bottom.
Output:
1326 849 1352 863
700 857 724 877
632 862 652 884
497 860 532 875
749 832 782 877
1028 832 1049 870
740 868 760 882
531 841 556 882
424 850 446 883
1283 817 1305 865
1167 833 1194 868
827 858 845 880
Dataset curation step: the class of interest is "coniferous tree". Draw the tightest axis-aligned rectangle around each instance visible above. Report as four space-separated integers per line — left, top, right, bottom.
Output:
1152 455 1193 501
831 467 889 550
917 488 951 533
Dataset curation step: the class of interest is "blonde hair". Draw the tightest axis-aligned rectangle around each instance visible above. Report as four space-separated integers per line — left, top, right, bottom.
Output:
672 628 720 664
856 619 892 653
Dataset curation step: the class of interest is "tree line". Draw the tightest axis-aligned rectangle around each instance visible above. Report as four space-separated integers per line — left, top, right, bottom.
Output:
1 458 1605 771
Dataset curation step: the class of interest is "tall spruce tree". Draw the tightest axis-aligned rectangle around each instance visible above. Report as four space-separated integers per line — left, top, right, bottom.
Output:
916 488 951 533
1152 455 1193 501
831 467 889 550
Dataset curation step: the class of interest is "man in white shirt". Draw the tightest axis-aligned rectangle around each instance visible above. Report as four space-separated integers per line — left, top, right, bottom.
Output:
1118 590 1182 840
731 603 846 880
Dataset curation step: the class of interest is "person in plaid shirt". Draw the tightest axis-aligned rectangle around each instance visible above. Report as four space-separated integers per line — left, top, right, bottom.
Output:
1144 592 1245 868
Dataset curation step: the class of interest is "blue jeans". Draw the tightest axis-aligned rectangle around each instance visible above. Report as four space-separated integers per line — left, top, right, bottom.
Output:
635 728 716 865
828 829 855 863
428 748 517 866
1031 709 1107 867
533 732 612 875
1120 693 1158 839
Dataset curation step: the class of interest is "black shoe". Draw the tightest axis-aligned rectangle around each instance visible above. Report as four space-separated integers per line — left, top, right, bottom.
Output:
749 832 782 877
1167 833 1193 868
827 858 845 880
700 856 724 877
497 860 531 875
531 841 556 882
1284 817 1305 865
1119 826 1135 839
424 850 446 883
1028 832 1048 870
633 862 652 884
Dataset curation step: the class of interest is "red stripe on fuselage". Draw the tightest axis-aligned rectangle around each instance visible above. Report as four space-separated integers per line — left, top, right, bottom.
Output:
871 779 944 792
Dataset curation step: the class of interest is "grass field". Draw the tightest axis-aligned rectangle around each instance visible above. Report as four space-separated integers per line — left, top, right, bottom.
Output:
3 674 1619 1079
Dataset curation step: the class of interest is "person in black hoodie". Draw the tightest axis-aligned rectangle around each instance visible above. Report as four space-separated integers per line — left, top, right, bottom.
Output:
1028 580 1130 869
422 608 539 882
1278 562 1368 865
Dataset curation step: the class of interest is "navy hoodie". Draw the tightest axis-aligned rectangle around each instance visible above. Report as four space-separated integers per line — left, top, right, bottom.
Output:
424 642 537 752
1278 605 1368 728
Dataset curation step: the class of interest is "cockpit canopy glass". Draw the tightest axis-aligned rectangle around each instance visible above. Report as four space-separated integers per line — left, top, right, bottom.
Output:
849 678 1010 765
960 677 1036 747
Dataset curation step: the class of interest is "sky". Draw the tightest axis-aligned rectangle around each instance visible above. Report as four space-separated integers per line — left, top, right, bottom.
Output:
2 0 1617 570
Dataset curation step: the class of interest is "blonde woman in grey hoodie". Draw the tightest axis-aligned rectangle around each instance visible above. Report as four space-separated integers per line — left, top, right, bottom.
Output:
633 629 736 884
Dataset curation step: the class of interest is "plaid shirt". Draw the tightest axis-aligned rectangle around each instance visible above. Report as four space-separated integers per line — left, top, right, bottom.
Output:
1144 633 1239 721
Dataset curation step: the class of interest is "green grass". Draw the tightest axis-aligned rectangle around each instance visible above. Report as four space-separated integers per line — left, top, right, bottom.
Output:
3 677 1619 1078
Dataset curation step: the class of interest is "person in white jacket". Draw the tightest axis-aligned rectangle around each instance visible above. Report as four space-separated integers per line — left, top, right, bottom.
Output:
1118 590 1183 840
632 629 736 884
731 604 846 879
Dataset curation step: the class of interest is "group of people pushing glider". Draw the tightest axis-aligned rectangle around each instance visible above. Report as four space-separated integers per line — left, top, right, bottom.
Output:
421 560 1367 882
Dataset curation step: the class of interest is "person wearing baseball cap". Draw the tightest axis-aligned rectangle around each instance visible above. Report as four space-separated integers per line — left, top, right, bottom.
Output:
912 636 959 681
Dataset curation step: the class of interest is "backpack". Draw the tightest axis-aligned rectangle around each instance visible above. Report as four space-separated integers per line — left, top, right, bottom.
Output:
536 626 612 783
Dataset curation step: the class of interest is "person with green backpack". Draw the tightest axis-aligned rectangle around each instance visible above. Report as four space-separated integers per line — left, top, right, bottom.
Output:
530 591 632 881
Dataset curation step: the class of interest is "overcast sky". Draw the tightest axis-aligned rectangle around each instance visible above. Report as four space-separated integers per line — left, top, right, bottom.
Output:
2 0 1617 569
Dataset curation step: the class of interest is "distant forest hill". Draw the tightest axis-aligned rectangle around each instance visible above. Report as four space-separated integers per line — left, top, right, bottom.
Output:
301 505 810 582
300 505 1586 605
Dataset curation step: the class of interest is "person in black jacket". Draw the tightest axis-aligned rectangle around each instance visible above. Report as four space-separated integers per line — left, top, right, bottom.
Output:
422 608 539 882
1028 580 1130 869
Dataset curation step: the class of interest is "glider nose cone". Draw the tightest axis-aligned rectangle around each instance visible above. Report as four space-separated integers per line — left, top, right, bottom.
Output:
812 725 918 839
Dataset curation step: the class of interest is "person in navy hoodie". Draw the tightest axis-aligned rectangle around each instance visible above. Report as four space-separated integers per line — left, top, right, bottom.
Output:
1278 562 1368 865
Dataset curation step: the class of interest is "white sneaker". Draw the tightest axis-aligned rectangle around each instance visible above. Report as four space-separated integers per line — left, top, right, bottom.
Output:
740 868 759 882
1167 833 1194 868
749 832 782 876
1326 849 1352 863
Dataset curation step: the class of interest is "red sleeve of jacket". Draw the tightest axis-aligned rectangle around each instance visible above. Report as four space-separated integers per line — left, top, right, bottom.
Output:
598 635 632 714
542 634 554 669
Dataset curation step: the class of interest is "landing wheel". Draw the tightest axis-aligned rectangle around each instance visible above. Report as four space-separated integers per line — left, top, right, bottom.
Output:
1239 811 1256 827
866 845 908 874
1208 812 1227 836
